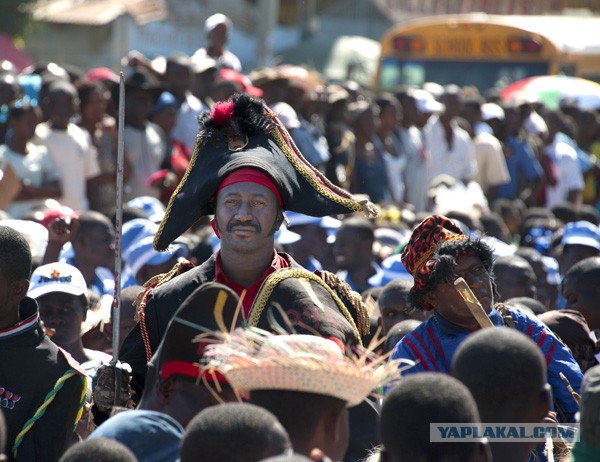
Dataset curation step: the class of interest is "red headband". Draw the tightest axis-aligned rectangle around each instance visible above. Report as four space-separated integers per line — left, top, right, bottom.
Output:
161 360 228 384
216 167 283 207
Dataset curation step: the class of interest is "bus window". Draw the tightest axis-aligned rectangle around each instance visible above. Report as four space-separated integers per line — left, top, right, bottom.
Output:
379 59 549 92
379 57 425 89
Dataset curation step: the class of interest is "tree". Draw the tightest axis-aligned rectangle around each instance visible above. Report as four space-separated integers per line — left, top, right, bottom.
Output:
0 0 38 39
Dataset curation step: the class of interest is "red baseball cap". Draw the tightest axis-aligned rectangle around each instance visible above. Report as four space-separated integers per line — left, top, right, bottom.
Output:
218 68 263 97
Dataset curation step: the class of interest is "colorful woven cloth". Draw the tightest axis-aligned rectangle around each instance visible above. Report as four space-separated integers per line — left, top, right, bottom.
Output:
401 215 466 292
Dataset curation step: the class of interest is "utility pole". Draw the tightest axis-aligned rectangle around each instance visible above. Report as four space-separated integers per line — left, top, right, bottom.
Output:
255 0 279 67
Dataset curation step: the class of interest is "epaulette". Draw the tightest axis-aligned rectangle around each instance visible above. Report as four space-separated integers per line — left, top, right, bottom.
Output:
135 259 195 362
247 267 363 346
317 270 371 337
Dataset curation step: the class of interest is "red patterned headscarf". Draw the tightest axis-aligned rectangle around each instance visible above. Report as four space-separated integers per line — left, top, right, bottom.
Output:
401 215 467 294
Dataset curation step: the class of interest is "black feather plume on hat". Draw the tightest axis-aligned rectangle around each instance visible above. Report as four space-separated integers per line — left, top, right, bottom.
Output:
198 93 275 145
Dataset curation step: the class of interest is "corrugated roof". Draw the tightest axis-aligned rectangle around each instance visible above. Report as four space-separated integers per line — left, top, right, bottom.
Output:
32 0 167 26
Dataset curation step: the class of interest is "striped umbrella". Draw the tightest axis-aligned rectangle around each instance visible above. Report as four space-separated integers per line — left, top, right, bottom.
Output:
500 75 600 110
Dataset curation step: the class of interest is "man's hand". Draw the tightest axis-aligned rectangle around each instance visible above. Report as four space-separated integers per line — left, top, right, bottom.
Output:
92 362 134 413
42 215 79 265
47 216 79 247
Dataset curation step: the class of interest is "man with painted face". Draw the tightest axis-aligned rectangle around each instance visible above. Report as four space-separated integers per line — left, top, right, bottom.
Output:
117 93 376 396
390 215 582 423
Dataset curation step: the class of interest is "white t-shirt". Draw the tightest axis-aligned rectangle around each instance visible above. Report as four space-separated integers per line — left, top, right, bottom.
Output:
124 122 165 201
400 126 428 212
35 122 100 211
170 92 207 151
424 117 477 186
0 142 60 218
374 133 406 203
544 139 584 209
473 132 510 192
192 47 242 72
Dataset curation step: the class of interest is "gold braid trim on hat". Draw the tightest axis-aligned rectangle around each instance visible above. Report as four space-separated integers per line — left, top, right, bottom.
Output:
410 234 467 277
319 270 370 337
247 268 362 346
266 109 379 219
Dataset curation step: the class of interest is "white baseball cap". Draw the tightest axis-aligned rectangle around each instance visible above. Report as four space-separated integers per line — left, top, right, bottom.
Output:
481 102 505 121
412 89 444 114
28 262 88 299
204 13 232 35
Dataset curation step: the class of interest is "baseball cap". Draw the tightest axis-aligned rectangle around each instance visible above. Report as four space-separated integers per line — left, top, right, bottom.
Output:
204 13 232 35
286 211 341 244
218 68 263 97
40 205 76 229
121 218 158 261
85 67 119 84
271 102 300 130
150 91 178 115
542 256 561 286
481 102 505 121
412 89 444 114
380 254 414 286
1 219 48 261
127 196 166 223
561 221 600 251
126 235 188 277
28 262 87 299
285 211 342 230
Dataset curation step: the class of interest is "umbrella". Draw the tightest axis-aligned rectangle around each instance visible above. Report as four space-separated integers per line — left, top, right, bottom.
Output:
500 75 600 111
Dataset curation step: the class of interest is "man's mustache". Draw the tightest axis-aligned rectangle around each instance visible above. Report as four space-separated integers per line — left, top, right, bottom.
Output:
227 221 261 232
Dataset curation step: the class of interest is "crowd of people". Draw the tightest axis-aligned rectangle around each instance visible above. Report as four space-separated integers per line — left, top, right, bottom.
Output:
0 11 600 462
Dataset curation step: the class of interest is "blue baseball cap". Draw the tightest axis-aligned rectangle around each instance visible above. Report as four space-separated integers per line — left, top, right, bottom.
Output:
285 211 342 230
561 221 600 251
127 196 166 223
122 219 158 260
286 211 341 244
150 91 178 115
126 235 188 277
380 254 414 286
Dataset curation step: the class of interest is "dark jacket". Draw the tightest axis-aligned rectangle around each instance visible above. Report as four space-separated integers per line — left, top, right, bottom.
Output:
120 252 362 395
120 253 302 393
1 297 86 462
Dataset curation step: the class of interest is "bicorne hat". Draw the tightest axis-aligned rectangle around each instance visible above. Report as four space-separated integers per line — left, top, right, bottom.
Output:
154 93 377 251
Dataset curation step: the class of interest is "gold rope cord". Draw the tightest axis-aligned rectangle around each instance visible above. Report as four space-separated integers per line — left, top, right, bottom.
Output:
267 111 378 218
320 270 370 337
247 267 362 346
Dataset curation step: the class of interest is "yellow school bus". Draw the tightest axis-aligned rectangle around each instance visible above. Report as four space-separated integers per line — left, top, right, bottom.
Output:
376 13 600 92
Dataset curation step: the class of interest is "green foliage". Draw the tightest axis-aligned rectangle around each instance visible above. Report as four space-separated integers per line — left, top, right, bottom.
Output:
0 0 38 38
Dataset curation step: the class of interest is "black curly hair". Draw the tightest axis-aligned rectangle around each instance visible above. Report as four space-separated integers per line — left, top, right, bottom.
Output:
408 237 498 311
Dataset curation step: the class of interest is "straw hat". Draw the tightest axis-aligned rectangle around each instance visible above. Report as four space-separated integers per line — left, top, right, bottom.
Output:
205 328 410 407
